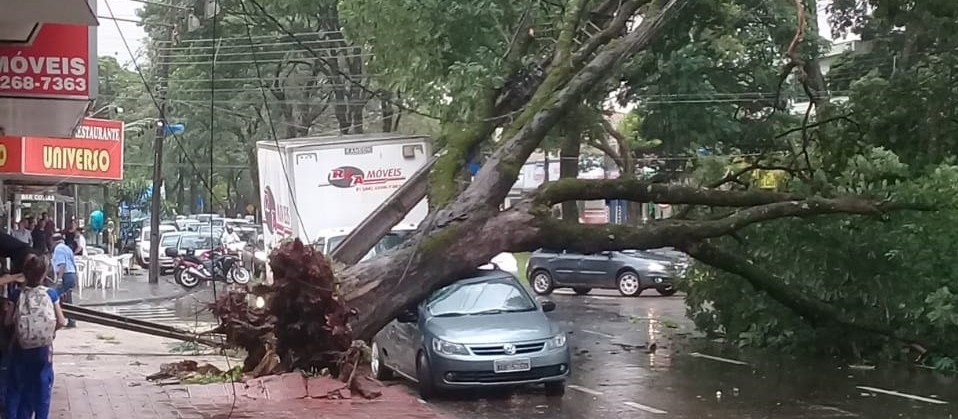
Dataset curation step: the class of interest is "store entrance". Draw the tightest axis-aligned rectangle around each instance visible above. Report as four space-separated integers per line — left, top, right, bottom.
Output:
3 186 76 232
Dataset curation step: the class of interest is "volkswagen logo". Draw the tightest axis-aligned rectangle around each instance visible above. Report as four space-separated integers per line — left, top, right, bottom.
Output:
503 343 517 355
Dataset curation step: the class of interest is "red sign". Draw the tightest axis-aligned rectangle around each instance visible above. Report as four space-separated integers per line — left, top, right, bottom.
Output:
0 119 124 181
0 136 24 173
0 23 91 99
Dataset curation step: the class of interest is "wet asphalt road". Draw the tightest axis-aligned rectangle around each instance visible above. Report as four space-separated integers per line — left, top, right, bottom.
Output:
403 289 957 419
117 283 957 419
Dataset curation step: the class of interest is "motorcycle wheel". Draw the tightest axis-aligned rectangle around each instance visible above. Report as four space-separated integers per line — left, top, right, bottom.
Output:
180 270 201 289
231 266 252 285
173 266 185 285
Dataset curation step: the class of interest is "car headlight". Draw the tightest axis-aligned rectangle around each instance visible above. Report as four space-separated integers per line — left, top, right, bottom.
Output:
648 262 667 272
547 333 567 349
432 338 469 355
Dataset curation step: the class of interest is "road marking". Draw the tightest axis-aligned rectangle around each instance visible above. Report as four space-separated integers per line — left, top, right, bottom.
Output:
624 401 668 414
688 352 748 366
581 329 616 339
856 386 948 405
568 385 603 396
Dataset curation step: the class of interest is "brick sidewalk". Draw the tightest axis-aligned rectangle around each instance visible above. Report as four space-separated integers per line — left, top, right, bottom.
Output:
52 374 446 419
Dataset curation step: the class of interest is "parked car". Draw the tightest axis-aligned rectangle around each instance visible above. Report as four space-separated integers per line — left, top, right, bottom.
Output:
175 233 221 256
526 249 678 297
136 225 178 268
155 232 183 273
371 269 570 399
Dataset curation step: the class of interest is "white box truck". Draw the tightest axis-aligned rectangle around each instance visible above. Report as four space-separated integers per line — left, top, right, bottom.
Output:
257 134 431 260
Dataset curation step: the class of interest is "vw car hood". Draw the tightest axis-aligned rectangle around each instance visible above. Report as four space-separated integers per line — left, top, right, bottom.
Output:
425 310 558 345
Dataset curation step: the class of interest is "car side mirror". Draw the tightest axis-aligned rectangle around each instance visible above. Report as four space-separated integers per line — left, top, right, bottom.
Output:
396 308 419 323
164 247 179 258
603 251 613 259
541 300 556 312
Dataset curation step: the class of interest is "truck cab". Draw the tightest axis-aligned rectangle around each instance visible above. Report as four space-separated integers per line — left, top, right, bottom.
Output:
312 225 416 262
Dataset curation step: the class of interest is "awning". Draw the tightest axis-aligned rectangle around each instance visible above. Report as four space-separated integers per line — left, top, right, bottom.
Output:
0 0 97 43
0 97 89 138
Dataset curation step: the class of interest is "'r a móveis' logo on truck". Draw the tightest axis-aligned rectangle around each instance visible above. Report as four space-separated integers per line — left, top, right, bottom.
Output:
325 166 406 188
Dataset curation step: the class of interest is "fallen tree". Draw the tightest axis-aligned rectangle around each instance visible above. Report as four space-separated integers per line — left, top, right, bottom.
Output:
218 0 939 371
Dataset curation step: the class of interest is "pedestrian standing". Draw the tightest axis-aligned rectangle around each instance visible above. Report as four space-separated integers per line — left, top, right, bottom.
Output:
42 215 55 255
50 235 76 328
10 220 31 246
31 220 46 254
74 228 87 257
104 220 117 256
3 251 67 419
63 220 78 253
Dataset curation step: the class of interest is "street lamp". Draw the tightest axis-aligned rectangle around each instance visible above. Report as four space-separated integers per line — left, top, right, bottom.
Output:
89 104 124 118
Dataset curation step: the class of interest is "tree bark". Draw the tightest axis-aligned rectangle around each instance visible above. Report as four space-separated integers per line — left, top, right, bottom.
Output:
559 131 581 223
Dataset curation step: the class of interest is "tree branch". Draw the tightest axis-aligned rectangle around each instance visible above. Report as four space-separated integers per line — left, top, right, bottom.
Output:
553 0 591 66
572 0 644 65
530 197 933 254
535 178 803 207
681 240 928 348
465 0 691 206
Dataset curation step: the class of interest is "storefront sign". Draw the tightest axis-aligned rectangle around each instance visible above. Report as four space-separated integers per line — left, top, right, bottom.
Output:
0 136 24 173
0 119 123 181
22 118 123 180
16 193 55 202
0 23 91 99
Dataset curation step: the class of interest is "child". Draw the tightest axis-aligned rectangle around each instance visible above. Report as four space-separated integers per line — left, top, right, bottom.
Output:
4 251 67 419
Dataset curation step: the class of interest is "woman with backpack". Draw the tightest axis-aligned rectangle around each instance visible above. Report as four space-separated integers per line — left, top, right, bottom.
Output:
3 251 66 419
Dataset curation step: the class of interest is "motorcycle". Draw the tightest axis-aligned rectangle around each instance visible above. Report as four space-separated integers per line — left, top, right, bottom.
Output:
169 248 205 286
167 246 251 288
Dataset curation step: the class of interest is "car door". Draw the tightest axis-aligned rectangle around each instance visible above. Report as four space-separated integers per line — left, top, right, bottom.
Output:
578 251 616 287
390 306 423 376
551 251 583 285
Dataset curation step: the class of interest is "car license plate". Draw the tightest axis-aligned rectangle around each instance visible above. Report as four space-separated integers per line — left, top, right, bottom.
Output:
494 358 531 373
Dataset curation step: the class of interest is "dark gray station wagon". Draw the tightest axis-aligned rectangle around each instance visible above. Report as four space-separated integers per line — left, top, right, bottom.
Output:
526 249 681 297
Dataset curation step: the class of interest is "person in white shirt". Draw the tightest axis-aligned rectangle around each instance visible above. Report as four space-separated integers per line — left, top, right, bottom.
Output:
10 219 32 246
75 227 88 256
221 226 243 252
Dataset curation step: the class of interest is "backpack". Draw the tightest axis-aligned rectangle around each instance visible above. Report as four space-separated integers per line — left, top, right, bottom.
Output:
15 286 56 349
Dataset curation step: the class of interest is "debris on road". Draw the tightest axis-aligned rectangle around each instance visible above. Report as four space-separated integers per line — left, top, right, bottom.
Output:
688 352 748 366
171 239 382 399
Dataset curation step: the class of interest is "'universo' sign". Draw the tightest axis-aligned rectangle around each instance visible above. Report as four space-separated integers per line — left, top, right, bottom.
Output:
42 146 112 173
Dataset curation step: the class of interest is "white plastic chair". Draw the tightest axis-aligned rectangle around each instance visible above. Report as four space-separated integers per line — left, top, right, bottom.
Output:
116 254 134 275
75 258 89 298
92 258 120 290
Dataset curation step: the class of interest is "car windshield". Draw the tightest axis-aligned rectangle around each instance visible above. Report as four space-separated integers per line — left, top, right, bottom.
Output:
160 234 180 246
427 277 536 317
179 235 220 249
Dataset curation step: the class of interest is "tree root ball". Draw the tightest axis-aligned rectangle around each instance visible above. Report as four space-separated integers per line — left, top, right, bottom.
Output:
210 239 356 378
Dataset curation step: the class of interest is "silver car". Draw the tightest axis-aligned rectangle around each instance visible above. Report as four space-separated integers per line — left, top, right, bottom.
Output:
371 270 571 399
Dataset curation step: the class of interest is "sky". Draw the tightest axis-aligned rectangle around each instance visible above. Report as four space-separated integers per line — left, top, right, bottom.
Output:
95 0 852 69
96 0 148 65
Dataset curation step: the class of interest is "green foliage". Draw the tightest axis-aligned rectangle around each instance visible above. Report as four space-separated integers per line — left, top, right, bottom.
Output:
340 0 541 118
685 152 958 363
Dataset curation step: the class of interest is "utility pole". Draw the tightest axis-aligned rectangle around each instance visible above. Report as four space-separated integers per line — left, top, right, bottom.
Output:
148 7 180 284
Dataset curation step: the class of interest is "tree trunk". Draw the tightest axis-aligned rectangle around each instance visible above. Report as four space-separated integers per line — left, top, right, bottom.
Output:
247 147 261 217
559 132 580 223
189 175 199 214
381 93 395 133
